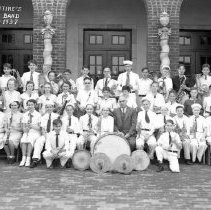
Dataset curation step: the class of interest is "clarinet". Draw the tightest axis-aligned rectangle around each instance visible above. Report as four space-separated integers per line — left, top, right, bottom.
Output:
6 114 13 145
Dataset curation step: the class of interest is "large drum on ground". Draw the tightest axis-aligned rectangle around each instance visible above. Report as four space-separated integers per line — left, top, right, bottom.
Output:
131 150 150 171
113 154 133 174
72 150 91 171
92 133 131 164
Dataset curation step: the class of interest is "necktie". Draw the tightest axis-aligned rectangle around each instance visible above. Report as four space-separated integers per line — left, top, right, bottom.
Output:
105 78 108 87
9 113 13 127
169 132 172 145
88 115 92 129
205 75 207 80
69 116 71 126
164 116 166 124
145 111 150 123
194 117 198 132
28 113 33 123
30 72 33 82
46 113 51 133
126 72 130 86
56 134 59 147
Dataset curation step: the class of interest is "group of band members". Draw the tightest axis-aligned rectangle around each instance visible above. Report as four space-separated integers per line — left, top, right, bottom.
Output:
0 59 211 173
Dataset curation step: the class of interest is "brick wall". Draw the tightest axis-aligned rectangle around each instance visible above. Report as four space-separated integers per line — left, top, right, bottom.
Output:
32 0 184 74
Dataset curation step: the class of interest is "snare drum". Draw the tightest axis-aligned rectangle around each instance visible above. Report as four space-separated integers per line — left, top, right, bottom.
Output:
72 150 91 171
92 133 131 164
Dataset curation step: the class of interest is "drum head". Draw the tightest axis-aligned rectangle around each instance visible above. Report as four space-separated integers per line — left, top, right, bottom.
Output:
72 150 91 171
131 150 150 171
113 154 133 174
93 133 131 164
90 153 111 174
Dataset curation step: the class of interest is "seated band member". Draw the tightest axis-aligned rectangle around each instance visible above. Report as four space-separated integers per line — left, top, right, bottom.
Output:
30 101 59 168
76 66 94 92
0 110 5 150
186 103 207 164
96 106 114 136
156 119 182 173
173 105 190 163
172 63 195 104
203 85 211 117
117 60 139 94
166 90 181 118
78 104 98 152
3 101 22 164
145 82 165 114
20 81 39 112
43 118 75 168
57 82 76 112
184 87 203 117
96 87 117 116
113 96 137 151
20 99 41 167
61 104 80 152
76 77 98 115
136 99 157 159
158 66 173 101
205 115 211 146
95 67 118 97
38 82 57 115
119 85 137 109
47 71 59 95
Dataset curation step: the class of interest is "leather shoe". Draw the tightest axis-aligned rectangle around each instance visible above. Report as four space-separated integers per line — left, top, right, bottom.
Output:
156 163 164 172
185 160 193 165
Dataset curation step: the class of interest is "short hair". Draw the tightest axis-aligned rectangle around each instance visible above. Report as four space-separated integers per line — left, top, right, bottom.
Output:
83 77 91 82
141 67 149 72
9 101 20 108
202 63 210 69
176 105 184 110
166 119 174 125
26 99 37 105
102 87 111 92
48 70 56 77
142 98 150 104
103 67 111 71
26 81 35 90
63 69 71 74
82 66 89 70
86 104 94 108
61 81 71 90
3 63 12 69
151 81 159 86
65 104 75 110
53 118 62 126
27 59 37 66
177 63 185 69
122 85 131 92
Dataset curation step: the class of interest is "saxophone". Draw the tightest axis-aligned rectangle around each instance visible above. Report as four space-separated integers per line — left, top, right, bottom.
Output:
176 75 186 103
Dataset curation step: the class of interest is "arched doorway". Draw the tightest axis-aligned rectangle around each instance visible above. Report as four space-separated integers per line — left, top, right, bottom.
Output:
0 0 33 75
66 0 147 82
180 0 211 75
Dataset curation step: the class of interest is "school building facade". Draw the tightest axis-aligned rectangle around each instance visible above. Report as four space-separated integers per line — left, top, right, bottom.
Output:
0 0 211 81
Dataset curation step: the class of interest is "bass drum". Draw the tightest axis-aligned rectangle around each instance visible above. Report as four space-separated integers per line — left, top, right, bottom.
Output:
72 150 91 171
92 133 131 164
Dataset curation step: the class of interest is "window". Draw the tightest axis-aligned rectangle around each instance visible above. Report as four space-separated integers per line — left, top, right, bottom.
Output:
112 35 126 45
89 35 103 45
24 34 33 44
179 36 191 45
200 36 211 45
89 55 103 75
2 34 14 43
179 56 191 75
1 55 13 67
112 56 125 75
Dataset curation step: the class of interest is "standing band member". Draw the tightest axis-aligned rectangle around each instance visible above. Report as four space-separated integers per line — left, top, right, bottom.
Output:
113 96 137 151
43 118 75 168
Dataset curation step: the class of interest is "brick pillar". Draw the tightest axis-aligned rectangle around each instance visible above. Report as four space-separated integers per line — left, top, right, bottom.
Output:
145 0 183 75
32 0 69 73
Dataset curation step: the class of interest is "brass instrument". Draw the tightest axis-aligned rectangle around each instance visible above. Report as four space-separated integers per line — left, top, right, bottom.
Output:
176 75 186 103
158 77 167 98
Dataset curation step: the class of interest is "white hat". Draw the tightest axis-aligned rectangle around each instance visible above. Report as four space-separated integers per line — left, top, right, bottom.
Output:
45 100 55 106
191 103 202 110
123 60 133 66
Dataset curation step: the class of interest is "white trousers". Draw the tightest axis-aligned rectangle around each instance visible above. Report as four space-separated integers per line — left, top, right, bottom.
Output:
43 151 71 167
32 136 46 160
136 132 157 159
78 133 97 153
155 146 180 172
183 134 207 162
207 136 211 145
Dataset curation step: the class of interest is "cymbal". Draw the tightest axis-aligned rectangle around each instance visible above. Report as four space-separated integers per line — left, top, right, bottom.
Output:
72 150 91 171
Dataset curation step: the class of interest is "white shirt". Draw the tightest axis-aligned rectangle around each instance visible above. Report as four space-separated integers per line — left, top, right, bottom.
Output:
79 114 98 133
57 92 76 107
158 77 173 93
0 75 15 89
95 78 117 97
0 112 5 133
138 78 153 95
68 78 76 90
188 115 207 134
61 115 81 134
145 93 165 112
205 116 211 136
137 110 158 135
76 89 98 108
97 115 114 135
76 76 94 91
5 111 22 131
97 97 117 112
40 112 59 132
166 101 182 116
198 75 211 88
4 90 21 111
173 115 189 130
50 81 59 95
21 71 40 91
118 93 137 109
156 114 174 129
117 71 139 92
21 91 39 110
38 94 57 115
157 131 181 152
203 95 211 116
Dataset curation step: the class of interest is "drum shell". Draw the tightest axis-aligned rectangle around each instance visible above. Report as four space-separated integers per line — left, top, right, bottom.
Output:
72 150 91 171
